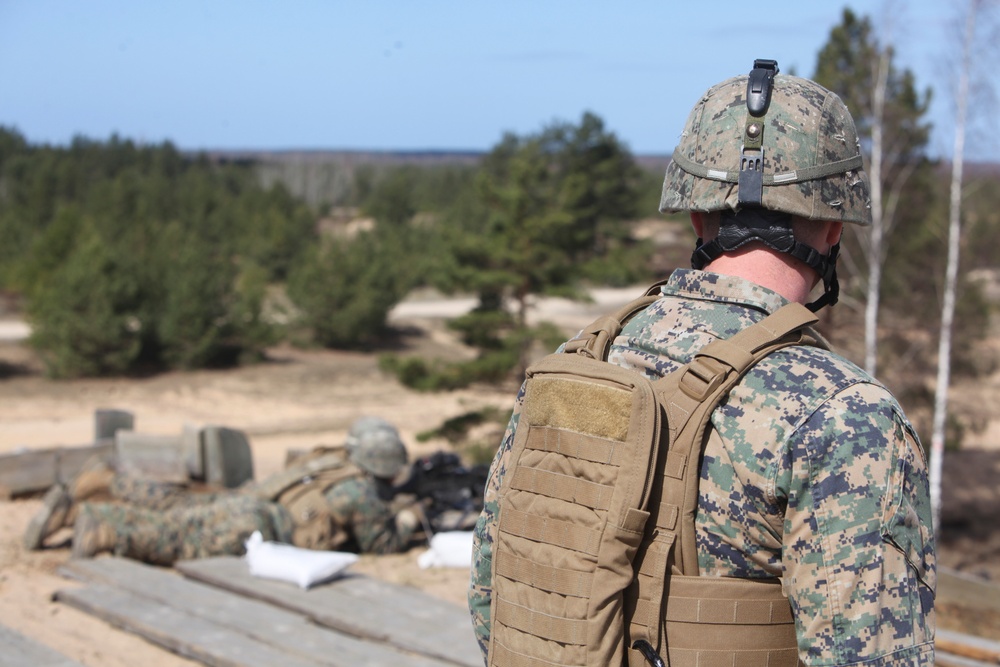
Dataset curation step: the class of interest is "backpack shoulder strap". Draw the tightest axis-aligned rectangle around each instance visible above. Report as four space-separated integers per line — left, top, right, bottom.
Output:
626 304 821 659
655 302 820 576
562 285 663 360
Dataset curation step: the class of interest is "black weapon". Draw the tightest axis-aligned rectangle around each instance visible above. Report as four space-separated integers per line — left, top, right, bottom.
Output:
395 451 489 532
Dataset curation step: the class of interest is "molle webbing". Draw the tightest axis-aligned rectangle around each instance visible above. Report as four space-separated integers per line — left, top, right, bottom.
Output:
257 448 363 551
489 330 662 666
252 449 354 502
488 288 820 667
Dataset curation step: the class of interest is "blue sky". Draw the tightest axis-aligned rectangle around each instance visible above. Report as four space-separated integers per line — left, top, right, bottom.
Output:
2 1 997 161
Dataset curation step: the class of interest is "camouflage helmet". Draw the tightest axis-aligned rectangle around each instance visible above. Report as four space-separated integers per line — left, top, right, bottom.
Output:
345 416 399 449
346 418 407 479
660 62 872 226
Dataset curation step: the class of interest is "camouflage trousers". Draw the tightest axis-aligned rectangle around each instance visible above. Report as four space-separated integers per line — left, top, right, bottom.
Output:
80 478 294 565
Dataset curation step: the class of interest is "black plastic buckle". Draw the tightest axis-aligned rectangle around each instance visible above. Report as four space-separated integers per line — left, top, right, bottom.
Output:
746 59 779 116
738 146 764 206
632 639 666 667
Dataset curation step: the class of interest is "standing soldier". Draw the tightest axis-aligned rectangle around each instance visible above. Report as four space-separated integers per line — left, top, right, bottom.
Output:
469 61 935 666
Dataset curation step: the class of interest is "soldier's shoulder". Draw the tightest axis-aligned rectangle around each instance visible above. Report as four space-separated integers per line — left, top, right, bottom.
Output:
747 342 896 410
326 473 374 497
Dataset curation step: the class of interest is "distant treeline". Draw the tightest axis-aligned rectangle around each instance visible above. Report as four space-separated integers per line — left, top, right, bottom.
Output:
2 113 999 449
0 114 666 381
197 148 673 210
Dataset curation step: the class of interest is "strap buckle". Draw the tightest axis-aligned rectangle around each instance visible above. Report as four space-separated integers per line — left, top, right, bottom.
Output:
632 639 666 667
738 145 765 206
678 357 726 401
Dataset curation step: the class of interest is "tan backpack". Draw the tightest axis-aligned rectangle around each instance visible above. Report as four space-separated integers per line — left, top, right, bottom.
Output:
488 287 823 667
253 446 365 551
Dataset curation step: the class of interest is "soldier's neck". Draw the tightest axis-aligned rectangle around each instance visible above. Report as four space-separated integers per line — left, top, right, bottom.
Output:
702 245 818 305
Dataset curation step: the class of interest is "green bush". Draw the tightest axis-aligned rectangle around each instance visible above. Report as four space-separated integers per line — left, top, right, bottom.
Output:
3 133 306 376
27 225 143 377
286 231 411 348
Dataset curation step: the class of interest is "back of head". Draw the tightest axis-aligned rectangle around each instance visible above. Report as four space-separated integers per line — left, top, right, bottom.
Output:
346 418 407 479
661 59 871 310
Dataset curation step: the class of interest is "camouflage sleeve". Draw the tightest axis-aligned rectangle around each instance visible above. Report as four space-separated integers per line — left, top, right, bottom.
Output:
325 477 412 554
783 382 936 666
468 384 525 664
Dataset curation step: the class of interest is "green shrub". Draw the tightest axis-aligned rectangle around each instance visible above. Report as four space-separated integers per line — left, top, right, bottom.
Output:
27 225 143 378
286 231 410 348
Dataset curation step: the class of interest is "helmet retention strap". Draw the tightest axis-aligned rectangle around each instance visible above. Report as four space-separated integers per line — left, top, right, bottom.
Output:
690 210 840 311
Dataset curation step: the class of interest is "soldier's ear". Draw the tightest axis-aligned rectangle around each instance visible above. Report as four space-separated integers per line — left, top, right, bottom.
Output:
690 212 706 238
826 221 844 248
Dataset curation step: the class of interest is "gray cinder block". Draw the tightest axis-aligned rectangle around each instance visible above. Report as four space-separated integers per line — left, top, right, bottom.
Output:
201 427 254 489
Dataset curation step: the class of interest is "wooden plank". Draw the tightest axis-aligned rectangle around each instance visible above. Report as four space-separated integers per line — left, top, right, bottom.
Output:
59 558 450 667
56 584 323 667
937 628 1000 664
936 651 1000 667
0 442 112 498
56 441 112 483
175 556 482 667
938 567 1000 615
0 623 87 667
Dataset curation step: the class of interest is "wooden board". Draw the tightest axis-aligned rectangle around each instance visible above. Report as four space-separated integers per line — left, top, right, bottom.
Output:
58 558 451 667
0 622 87 667
56 584 324 667
938 567 1000 615
936 628 1000 666
0 442 112 498
175 556 482 667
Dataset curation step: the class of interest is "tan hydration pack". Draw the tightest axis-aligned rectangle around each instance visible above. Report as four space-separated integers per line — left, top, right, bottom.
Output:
488 287 824 667
254 446 364 551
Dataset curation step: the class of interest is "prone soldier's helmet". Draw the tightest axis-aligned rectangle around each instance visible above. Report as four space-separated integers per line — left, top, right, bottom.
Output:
661 59 871 310
345 416 399 449
347 418 407 479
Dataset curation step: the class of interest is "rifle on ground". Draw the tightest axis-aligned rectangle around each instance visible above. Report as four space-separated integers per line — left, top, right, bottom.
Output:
394 451 489 533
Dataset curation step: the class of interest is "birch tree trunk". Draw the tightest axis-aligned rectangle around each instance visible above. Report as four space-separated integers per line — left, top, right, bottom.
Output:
864 50 890 376
929 0 977 532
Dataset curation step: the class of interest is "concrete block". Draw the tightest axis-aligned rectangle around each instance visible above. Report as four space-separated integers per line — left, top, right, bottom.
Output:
94 409 134 441
114 432 187 483
202 427 254 489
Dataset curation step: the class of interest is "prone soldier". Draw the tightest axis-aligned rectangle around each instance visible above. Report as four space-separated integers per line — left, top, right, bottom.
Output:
25 417 426 564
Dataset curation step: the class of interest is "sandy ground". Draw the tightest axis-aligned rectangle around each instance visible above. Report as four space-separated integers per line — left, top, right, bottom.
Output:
1 291 999 664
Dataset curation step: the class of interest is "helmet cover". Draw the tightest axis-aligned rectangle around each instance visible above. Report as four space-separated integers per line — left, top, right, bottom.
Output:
660 73 872 226
348 425 408 479
345 416 399 449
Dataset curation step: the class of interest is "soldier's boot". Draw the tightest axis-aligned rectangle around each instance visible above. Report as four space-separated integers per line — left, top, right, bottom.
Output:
23 484 72 550
71 511 117 559
68 456 115 501
23 457 116 551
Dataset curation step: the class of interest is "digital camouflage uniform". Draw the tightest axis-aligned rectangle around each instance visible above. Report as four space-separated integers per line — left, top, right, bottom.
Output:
469 270 935 666
78 464 414 565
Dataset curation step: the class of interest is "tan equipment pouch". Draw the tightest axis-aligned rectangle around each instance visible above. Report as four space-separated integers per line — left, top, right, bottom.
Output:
489 286 821 667
257 447 363 551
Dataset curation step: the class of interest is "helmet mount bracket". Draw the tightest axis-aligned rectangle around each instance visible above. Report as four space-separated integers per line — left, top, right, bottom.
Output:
738 59 779 207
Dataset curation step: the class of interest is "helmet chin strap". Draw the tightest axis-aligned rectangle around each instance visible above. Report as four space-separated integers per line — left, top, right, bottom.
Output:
691 209 840 312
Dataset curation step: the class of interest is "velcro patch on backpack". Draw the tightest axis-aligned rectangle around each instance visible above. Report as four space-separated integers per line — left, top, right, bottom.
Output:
524 377 633 442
